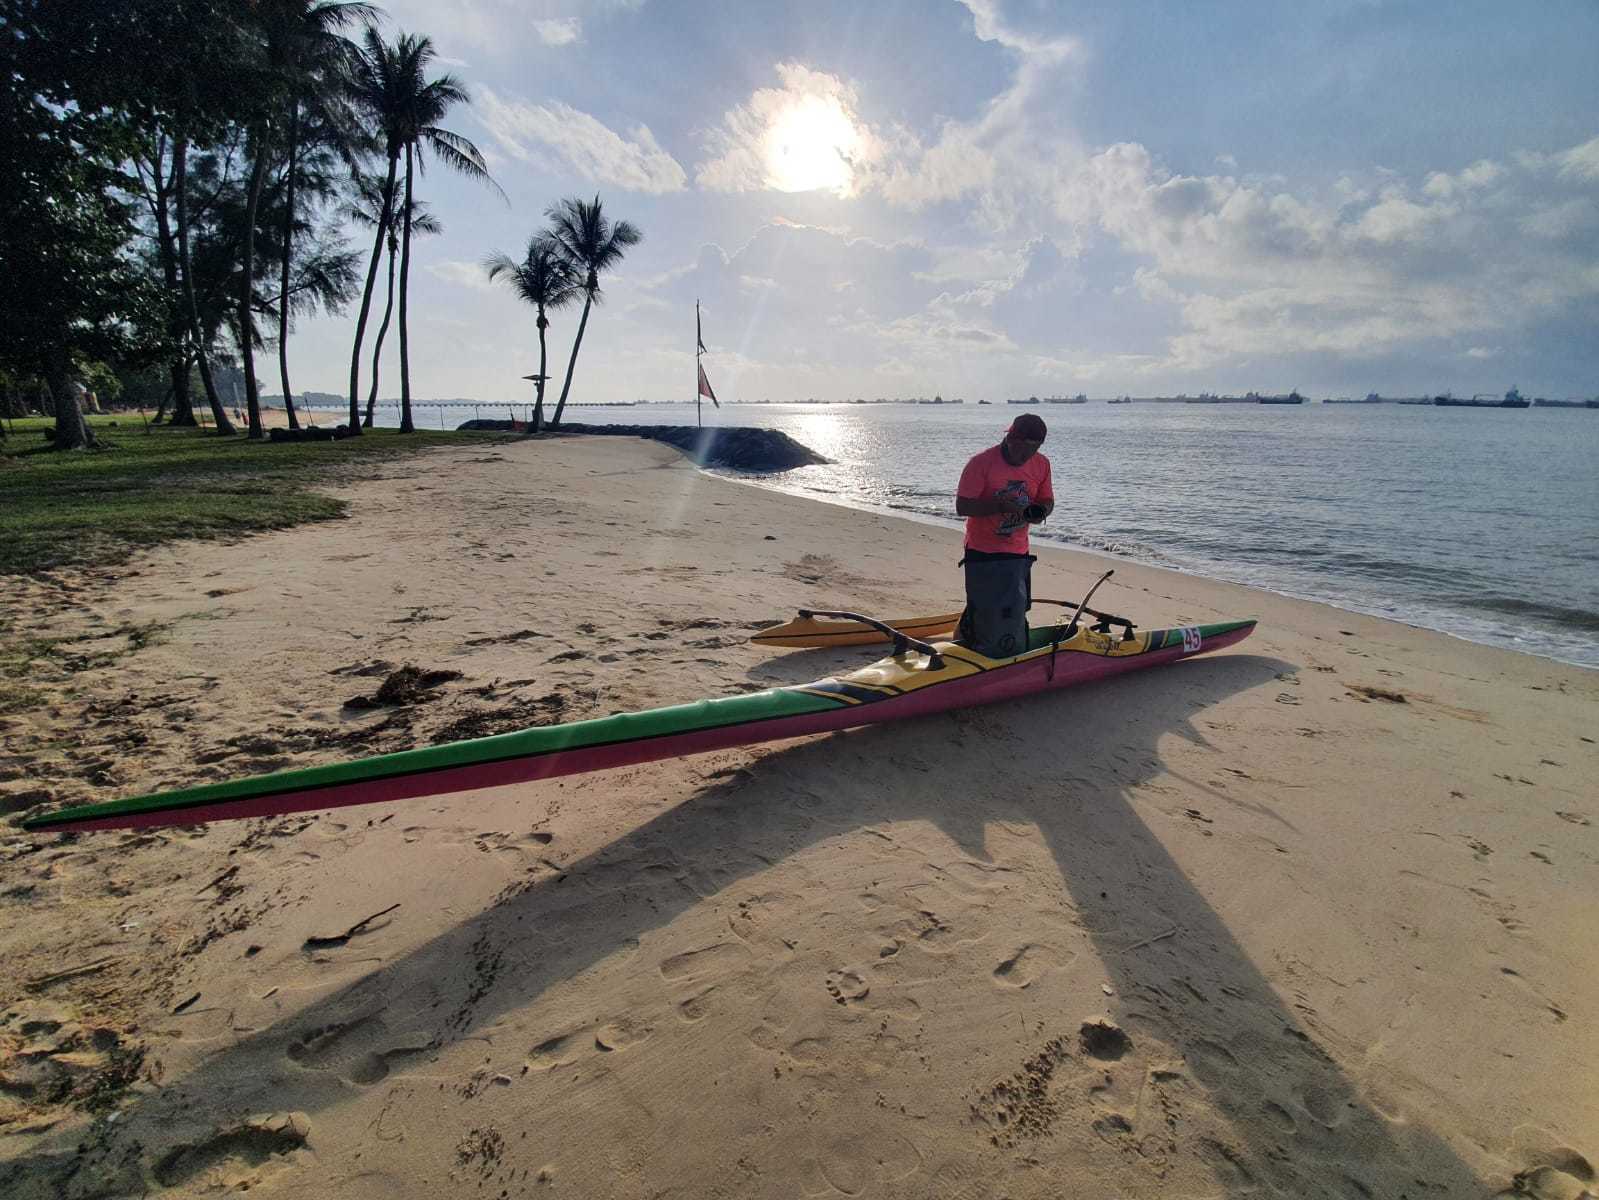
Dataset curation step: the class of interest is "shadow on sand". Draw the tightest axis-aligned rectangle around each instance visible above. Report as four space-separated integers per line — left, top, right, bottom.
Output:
3 651 1490 1197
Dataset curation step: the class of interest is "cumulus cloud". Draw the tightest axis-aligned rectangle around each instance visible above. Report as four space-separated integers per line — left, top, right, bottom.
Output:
427 260 495 291
1557 135 1599 182
476 87 686 193
533 17 581 45
629 219 1041 395
1050 134 1599 370
957 0 1080 65
867 0 1084 225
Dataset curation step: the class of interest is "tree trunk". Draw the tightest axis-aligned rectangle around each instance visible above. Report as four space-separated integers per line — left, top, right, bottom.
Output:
150 133 197 427
365 229 397 427
277 103 300 431
239 123 271 439
165 361 192 425
397 142 415 433
529 308 548 434
346 149 399 434
46 353 94 450
549 285 594 430
174 134 236 434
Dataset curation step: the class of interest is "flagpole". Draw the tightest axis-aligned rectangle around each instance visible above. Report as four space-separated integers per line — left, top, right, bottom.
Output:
695 299 702 429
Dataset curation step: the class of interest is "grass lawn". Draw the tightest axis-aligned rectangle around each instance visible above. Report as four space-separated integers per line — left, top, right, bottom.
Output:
0 414 505 574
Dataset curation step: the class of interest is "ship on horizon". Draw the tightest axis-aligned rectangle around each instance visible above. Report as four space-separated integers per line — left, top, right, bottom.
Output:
1434 388 1530 409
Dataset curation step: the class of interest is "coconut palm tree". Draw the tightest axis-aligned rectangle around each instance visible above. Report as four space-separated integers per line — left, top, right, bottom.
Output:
347 29 497 434
254 1 375 432
544 195 641 429
343 27 405 434
390 47 497 433
350 177 440 426
483 236 578 434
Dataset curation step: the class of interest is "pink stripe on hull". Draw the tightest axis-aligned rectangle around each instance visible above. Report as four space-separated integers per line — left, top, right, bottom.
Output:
59 629 1252 833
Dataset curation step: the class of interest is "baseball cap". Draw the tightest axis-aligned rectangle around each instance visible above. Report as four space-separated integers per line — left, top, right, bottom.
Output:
1007 413 1047 441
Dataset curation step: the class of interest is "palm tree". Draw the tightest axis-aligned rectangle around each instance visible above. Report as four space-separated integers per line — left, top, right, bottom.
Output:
343 26 405 435
255 1 375 432
544 195 641 429
484 236 578 434
350 178 439 426
347 30 497 434
391 44 497 433
174 134 238 435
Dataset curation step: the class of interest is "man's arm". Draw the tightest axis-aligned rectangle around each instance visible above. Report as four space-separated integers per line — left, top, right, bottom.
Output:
1027 461 1055 522
957 494 1025 518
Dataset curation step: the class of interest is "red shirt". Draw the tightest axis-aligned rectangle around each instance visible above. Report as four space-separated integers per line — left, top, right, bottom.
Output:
958 444 1053 554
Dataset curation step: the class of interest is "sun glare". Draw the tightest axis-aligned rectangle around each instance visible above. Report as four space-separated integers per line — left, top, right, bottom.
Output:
762 94 863 195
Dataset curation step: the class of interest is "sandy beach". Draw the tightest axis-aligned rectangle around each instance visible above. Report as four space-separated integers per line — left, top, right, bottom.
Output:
1 434 1594 1198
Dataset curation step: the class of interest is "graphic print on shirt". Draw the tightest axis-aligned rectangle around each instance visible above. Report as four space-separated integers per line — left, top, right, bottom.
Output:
994 479 1030 540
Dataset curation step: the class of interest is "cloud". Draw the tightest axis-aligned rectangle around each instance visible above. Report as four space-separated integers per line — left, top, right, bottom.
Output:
1557 135 1599 182
533 17 581 46
696 64 888 198
1466 346 1500 359
426 260 495 291
379 0 642 55
863 0 1086 225
476 87 687 193
957 0 1080 65
694 8 1085 221
1050 134 1599 370
1422 158 1503 197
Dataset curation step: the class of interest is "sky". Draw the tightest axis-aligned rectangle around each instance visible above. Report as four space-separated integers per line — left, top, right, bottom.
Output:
283 0 1599 404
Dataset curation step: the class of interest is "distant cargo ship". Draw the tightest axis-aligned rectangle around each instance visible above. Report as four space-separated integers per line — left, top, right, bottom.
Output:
1434 388 1530 408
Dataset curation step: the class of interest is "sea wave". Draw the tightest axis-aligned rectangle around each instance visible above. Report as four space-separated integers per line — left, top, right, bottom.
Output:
1452 595 1599 634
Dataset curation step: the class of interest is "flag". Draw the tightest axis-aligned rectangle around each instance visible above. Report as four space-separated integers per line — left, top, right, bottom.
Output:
696 302 707 354
698 361 719 408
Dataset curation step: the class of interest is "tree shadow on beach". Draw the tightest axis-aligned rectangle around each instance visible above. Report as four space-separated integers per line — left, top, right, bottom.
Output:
2 651 1490 1197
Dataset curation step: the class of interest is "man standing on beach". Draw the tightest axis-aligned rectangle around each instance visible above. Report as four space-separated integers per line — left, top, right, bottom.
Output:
955 413 1053 657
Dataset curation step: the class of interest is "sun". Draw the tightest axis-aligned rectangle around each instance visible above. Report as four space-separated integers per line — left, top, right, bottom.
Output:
762 94 865 195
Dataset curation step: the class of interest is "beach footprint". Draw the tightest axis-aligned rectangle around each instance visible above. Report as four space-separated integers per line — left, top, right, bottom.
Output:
151 1112 310 1189
658 941 751 985
285 1012 434 1085
526 1031 585 1071
991 943 1075 989
824 969 870 1005
809 1128 924 1196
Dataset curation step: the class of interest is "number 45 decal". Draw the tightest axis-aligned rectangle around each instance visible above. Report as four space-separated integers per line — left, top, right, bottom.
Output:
1181 627 1203 653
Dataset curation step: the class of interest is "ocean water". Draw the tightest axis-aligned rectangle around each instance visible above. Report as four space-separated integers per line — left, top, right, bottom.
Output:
323 400 1599 669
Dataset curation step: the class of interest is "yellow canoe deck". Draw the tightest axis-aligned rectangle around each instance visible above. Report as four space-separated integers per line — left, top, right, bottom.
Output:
750 612 962 648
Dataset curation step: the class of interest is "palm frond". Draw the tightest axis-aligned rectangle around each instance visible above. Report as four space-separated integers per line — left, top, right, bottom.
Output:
542 195 642 292
483 235 580 312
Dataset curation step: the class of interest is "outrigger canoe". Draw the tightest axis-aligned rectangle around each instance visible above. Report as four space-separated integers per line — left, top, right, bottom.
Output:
22 610 1256 835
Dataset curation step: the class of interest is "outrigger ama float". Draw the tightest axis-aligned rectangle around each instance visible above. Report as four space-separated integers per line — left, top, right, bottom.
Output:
23 571 1255 835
